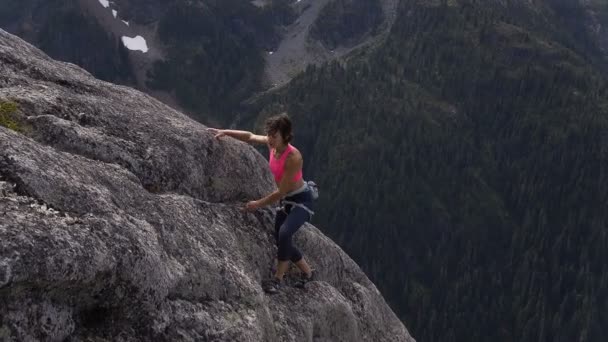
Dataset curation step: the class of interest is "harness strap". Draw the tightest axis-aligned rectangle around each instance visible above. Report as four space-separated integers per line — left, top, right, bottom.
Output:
276 200 315 217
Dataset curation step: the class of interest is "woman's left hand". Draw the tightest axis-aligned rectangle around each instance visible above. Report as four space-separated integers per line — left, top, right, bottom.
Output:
244 200 261 212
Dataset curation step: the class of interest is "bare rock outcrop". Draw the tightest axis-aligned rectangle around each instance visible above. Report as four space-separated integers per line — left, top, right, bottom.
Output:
0 29 414 342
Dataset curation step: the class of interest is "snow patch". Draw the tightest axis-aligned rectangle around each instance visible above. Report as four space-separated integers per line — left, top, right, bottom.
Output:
98 0 110 8
112 10 118 18
121 36 149 53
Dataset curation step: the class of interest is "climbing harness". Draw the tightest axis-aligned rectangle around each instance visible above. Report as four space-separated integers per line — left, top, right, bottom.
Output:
276 180 319 217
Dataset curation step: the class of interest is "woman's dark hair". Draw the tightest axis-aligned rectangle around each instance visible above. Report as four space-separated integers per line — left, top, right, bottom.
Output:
265 113 293 143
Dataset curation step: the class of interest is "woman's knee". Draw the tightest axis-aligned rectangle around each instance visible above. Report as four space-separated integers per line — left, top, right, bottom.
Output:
277 241 291 261
290 251 303 263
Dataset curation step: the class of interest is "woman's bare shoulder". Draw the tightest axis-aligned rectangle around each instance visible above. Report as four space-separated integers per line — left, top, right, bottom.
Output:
287 145 303 160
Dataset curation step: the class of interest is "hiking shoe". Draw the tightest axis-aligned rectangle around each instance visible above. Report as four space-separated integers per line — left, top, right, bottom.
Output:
294 270 315 289
262 277 283 294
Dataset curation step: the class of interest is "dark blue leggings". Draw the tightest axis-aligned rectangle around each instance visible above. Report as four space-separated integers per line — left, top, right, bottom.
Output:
274 205 311 262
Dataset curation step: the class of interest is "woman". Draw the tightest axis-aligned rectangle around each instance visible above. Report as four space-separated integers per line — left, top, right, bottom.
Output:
207 113 315 294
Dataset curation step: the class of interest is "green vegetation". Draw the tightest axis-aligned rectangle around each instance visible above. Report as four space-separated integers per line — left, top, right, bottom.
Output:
0 0 37 23
37 1 134 85
0 101 22 132
310 0 384 49
2 0 607 340
254 1 608 341
147 0 295 124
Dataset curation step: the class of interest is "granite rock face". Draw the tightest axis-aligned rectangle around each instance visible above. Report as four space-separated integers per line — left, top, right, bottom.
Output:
0 29 415 342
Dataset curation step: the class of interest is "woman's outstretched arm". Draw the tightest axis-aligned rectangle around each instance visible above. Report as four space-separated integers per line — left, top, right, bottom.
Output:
207 128 268 145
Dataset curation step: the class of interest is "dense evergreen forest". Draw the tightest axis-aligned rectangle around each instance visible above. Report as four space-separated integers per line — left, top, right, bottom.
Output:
146 0 295 123
250 1 608 341
3 0 608 340
38 3 135 85
309 0 384 49
0 0 296 124
0 0 134 85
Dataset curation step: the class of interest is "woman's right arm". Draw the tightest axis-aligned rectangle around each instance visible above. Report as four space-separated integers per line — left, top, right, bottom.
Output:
207 128 268 145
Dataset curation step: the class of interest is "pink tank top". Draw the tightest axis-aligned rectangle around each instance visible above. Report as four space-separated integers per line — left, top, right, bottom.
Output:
269 144 303 183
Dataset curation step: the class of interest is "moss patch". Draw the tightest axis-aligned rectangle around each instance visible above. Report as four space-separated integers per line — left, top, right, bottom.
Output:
0 101 23 132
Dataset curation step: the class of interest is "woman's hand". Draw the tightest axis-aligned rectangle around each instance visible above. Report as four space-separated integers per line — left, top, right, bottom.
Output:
207 128 226 140
244 200 261 212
